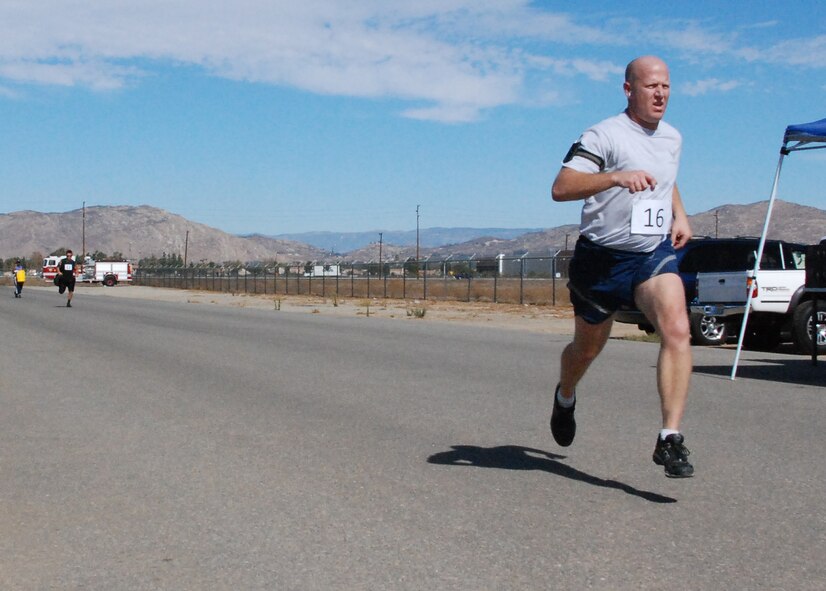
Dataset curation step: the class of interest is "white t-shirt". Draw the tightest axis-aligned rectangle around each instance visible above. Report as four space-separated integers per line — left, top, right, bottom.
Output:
562 111 682 252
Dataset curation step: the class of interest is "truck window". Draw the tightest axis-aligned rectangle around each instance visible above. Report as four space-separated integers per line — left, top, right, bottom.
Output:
785 244 807 270
679 240 786 273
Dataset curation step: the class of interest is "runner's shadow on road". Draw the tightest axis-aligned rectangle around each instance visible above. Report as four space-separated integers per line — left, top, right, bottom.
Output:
427 445 675 504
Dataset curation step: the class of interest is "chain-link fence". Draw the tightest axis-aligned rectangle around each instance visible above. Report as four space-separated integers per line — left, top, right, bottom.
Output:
134 254 573 306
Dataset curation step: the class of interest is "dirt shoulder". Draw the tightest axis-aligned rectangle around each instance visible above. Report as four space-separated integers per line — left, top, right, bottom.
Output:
34 284 647 338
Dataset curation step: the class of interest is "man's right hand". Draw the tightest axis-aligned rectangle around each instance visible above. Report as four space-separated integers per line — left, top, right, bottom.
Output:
553 167 658 202
611 170 657 193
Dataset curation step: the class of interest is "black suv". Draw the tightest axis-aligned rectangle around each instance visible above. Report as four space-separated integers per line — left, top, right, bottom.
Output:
614 237 807 345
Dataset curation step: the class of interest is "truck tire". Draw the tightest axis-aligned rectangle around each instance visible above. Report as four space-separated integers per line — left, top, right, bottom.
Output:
792 300 826 355
103 274 117 287
689 313 728 346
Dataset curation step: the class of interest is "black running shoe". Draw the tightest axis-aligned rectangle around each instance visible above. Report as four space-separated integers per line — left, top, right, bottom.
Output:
653 433 694 478
66 301 71 308
550 386 576 447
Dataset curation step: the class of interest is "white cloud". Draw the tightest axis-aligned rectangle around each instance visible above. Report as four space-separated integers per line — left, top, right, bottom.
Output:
0 2 823 120
401 103 485 124
650 23 739 56
0 0 538 120
739 20 779 30
758 35 826 68
681 78 742 97
527 56 623 81
0 59 138 90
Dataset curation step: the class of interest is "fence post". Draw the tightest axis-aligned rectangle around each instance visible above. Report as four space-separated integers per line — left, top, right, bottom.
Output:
443 262 448 293
520 257 525 305
423 260 428 300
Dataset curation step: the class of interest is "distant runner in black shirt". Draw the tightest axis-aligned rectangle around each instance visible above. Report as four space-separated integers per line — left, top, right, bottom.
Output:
57 249 78 307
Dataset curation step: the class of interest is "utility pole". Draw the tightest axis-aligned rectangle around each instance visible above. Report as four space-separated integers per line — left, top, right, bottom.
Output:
714 210 719 238
416 205 419 266
378 232 383 279
82 201 86 260
184 230 189 268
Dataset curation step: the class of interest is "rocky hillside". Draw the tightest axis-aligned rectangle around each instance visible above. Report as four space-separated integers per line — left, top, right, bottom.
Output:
0 205 327 263
1 200 824 264
350 200 826 261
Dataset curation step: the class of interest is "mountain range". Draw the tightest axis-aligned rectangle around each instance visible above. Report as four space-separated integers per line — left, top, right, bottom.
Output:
1 200 824 264
265 228 544 253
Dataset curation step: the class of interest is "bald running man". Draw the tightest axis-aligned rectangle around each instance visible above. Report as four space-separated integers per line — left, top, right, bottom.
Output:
550 55 694 478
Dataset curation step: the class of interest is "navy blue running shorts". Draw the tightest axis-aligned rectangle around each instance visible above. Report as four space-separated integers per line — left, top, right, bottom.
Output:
568 236 679 325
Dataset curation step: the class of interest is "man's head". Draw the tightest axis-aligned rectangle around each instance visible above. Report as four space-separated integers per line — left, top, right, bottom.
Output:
66 250 73 259
624 56 670 130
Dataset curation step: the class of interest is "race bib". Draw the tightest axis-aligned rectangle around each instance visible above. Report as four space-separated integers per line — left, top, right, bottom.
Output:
630 200 669 235
64 263 74 271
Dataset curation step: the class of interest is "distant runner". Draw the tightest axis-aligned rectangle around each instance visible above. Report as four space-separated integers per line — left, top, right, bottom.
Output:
13 261 26 298
57 250 78 308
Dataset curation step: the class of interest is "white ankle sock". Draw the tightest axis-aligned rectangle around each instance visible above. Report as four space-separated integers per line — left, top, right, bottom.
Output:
555 385 575 408
659 428 680 440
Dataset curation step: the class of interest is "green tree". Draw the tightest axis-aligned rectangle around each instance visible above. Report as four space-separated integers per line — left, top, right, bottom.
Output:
30 251 44 269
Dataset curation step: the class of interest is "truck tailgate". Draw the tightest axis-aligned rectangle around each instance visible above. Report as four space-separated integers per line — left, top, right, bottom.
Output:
696 271 747 304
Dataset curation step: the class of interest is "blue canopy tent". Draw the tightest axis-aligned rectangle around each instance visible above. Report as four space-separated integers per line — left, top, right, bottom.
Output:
731 117 826 379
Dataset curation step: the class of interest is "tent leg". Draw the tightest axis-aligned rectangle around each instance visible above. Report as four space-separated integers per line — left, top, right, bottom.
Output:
731 151 787 380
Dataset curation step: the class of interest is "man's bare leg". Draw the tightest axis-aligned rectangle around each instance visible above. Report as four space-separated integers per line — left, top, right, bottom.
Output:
558 315 615 399
634 274 692 429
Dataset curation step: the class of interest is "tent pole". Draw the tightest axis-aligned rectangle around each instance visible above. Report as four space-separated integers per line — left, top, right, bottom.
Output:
731 149 787 379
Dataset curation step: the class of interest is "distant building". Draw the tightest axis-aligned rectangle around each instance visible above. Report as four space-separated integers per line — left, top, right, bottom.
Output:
304 264 341 277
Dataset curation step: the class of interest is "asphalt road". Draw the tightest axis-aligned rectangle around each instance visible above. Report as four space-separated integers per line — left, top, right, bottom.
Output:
1 287 824 590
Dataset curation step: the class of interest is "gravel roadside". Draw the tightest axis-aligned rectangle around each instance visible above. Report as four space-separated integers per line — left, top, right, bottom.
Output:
25 283 646 338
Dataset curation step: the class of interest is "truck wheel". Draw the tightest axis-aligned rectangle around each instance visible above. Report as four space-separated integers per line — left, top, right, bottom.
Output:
690 313 727 346
103 274 117 287
792 300 826 355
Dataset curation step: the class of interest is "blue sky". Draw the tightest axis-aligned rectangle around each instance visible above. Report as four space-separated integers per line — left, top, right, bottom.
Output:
1 1 824 236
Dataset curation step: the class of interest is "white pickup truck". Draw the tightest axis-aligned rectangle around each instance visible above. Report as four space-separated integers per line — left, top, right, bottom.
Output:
690 240 825 353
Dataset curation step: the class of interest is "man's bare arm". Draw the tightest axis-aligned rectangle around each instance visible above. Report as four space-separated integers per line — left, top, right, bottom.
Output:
551 167 658 202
